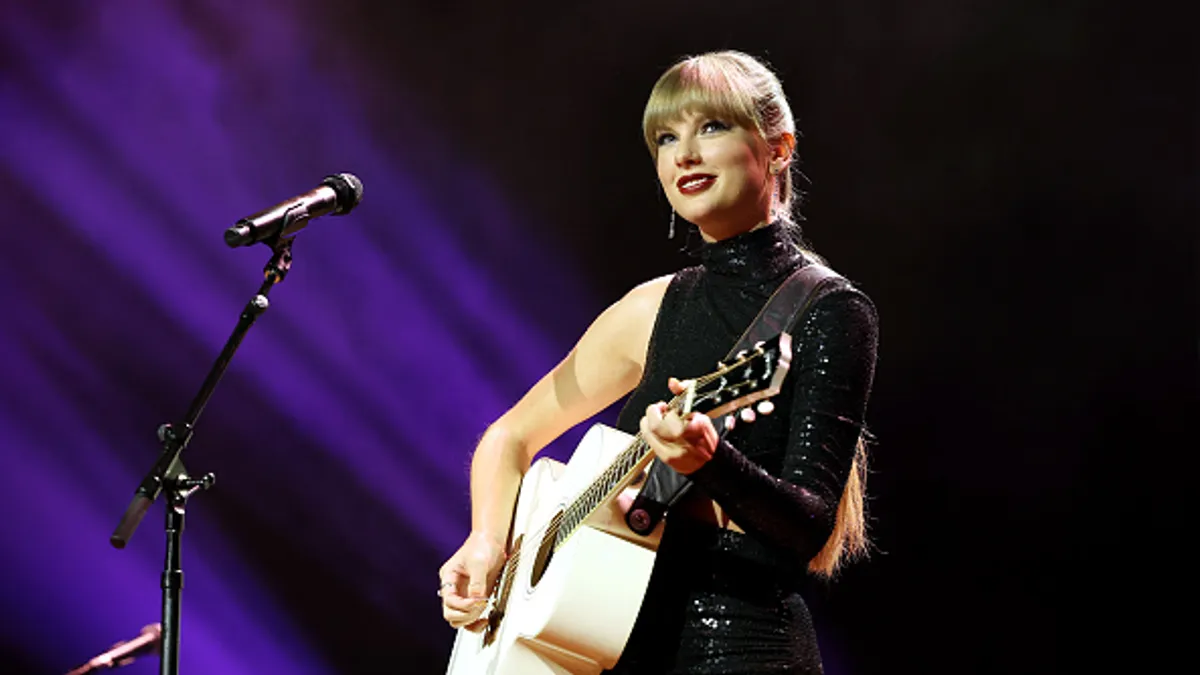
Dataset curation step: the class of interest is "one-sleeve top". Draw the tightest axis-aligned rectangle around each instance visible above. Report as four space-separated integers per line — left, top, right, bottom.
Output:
614 222 879 570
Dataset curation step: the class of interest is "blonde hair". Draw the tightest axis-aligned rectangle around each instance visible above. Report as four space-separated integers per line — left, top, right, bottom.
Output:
645 51 870 577
808 435 871 578
642 50 799 222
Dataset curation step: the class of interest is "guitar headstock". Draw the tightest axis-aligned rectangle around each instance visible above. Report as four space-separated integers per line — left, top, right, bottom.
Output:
678 332 792 421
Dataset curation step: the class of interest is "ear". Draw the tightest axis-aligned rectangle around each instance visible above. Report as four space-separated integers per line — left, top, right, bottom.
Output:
769 132 796 175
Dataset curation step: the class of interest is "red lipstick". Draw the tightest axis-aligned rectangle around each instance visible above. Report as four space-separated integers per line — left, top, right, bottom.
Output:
676 173 716 195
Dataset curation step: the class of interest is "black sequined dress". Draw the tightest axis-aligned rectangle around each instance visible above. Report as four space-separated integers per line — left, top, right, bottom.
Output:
605 222 879 675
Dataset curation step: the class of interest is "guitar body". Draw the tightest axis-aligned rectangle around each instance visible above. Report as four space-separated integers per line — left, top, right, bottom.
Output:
446 423 663 675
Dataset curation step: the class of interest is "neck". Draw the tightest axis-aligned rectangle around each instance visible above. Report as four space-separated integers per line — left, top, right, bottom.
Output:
696 220 803 282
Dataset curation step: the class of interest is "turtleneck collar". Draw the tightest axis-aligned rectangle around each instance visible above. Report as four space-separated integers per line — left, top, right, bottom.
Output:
695 221 805 282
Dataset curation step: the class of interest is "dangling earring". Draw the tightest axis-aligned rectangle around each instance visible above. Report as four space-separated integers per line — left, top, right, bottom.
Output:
668 210 676 239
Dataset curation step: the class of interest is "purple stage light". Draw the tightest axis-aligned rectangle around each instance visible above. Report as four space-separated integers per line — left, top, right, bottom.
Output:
1 1 594 671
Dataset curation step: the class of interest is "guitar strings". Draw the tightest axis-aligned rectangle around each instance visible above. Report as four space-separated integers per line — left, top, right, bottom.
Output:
494 402 676 588
496 384 700 577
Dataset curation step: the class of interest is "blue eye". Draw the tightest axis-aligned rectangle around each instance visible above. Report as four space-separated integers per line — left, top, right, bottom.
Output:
701 120 730 133
655 132 677 146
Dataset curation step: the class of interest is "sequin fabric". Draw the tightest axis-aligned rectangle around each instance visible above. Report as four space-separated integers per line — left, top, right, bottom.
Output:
606 222 878 674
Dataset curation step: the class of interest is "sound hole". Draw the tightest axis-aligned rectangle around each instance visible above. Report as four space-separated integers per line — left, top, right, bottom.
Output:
529 515 561 587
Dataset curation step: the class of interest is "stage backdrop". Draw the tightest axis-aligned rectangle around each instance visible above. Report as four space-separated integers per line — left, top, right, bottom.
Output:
1 1 1192 674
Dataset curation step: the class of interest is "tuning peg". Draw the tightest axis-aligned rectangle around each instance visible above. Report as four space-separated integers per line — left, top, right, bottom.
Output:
756 400 775 415
740 407 756 423
724 414 736 430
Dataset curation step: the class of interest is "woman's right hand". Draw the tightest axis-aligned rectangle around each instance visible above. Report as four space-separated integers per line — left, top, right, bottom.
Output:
438 530 507 631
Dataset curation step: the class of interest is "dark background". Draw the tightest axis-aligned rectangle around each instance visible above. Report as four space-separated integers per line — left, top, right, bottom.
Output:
1 1 1194 673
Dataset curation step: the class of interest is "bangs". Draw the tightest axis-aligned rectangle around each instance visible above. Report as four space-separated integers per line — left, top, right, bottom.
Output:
642 57 763 154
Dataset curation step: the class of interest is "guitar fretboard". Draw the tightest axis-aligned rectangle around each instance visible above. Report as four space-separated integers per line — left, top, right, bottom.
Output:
552 433 655 550
547 342 780 550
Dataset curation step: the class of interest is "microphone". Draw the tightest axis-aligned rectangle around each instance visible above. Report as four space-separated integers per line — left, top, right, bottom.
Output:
224 173 363 247
65 623 162 674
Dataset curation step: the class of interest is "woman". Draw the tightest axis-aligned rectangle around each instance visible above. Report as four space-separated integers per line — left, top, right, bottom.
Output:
440 50 878 674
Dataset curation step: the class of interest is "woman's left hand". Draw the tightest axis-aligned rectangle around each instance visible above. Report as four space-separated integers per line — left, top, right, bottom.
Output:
640 377 720 475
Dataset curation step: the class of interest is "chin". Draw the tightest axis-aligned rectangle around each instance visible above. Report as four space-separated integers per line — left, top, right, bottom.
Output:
676 204 724 229
682 209 737 233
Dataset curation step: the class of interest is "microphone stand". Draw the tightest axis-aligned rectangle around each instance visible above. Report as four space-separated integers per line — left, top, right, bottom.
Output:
109 235 296 675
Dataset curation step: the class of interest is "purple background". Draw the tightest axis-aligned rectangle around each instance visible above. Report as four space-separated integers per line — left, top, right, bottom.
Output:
1 1 1193 674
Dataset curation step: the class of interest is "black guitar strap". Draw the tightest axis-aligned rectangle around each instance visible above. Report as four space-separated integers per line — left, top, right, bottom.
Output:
624 260 847 535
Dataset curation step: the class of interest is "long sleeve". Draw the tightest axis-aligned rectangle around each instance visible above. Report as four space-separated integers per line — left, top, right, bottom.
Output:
686 287 879 567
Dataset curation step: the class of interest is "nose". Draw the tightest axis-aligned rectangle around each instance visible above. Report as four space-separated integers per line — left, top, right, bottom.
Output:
674 135 701 168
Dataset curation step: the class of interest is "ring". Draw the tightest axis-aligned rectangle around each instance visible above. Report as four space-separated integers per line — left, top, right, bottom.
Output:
437 581 454 597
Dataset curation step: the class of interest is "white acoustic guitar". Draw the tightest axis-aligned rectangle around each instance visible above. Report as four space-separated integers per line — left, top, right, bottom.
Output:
445 333 792 675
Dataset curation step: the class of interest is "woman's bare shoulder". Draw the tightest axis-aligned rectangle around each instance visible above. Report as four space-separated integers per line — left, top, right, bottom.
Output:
598 274 673 368
609 274 673 331
623 274 673 311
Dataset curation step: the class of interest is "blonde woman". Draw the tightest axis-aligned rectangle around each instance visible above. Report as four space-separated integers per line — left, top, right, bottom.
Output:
440 50 878 674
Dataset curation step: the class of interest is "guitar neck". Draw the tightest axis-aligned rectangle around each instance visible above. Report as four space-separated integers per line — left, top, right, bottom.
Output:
552 386 700 551
549 333 792 553
552 434 657 551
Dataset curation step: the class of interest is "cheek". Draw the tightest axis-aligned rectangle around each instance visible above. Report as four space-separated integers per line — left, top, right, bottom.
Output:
655 154 673 187
711 151 756 195
733 148 768 191
712 142 754 176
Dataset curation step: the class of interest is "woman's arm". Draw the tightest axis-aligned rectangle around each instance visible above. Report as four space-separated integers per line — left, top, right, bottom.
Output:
471 275 671 544
441 275 671 627
643 288 879 566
